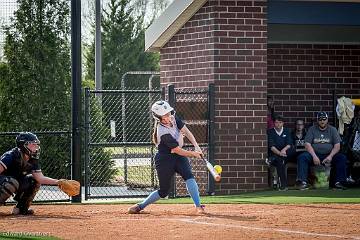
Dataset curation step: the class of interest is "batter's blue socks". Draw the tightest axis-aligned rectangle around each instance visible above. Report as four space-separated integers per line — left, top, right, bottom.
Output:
138 190 161 210
185 178 201 207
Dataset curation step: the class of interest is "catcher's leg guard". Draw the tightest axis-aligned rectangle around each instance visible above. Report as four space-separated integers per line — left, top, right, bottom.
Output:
0 176 19 205
13 175 40 214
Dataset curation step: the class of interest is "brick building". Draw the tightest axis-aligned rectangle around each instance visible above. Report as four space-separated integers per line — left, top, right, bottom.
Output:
145 0 360 194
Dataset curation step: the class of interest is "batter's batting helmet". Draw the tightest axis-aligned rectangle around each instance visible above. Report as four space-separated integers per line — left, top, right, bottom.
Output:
151 101 174 121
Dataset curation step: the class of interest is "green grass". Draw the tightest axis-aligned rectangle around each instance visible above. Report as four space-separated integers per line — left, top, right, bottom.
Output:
110 188 360 205
164 189 360 204
0 233 60 240
115 165 156 186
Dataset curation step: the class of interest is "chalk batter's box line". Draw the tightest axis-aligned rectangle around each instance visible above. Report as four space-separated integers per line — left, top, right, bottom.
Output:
180 218 360 240
118 216 360 240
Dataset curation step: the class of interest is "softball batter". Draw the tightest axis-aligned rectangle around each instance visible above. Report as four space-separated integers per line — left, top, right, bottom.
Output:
128 100 205 214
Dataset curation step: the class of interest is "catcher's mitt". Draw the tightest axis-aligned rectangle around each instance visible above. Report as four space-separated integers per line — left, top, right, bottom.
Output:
58 179 80 197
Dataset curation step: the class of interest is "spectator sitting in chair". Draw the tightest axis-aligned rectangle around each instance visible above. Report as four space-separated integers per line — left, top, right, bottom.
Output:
292 119 307 154
292 119 317 185
268 115 294 191
296 112 348 190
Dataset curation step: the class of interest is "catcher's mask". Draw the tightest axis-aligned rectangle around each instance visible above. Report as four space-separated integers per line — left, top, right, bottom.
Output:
151 101 175 121
16 132 41 160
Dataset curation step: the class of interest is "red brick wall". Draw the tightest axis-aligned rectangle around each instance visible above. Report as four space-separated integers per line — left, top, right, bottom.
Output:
160 2 216 88
160 0 268 194
268 44 360 129
213 0 267 194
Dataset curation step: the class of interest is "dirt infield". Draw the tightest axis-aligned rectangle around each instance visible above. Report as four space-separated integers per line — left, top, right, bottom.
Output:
0 204 359 240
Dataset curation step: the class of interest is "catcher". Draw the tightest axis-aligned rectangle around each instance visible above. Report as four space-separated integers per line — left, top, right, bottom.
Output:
0 132 80 215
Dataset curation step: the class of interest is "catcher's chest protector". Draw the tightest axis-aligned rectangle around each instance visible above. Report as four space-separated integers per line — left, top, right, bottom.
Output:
1 148 40 180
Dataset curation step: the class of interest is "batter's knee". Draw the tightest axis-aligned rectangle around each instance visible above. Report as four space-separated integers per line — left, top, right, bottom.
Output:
158 189 169 198
0 176 19 204
182 174 194 181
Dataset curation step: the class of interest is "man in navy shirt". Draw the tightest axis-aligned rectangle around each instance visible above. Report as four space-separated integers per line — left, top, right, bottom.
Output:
268 115 294 190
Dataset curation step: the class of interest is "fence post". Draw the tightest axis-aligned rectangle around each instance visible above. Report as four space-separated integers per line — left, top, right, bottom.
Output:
84 88 90 200
149 78 155 188
121 74 128 184
161 86 166 100
71 0 82 203
167 84 176 198
207 83 216 195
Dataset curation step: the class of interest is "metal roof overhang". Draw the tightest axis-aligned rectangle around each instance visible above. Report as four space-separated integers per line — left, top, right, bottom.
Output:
145 0 360 52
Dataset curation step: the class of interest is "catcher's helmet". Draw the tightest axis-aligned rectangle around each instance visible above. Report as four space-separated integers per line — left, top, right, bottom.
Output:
16 132 41 160
151 101 174 121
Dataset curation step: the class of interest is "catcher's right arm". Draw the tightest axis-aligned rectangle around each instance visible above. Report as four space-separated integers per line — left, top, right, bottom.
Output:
58 179 80 197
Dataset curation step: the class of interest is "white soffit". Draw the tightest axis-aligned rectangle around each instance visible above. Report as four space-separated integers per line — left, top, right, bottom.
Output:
145 0 208 52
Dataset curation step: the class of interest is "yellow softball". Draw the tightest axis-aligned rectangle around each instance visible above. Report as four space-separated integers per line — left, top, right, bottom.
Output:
214 165 222 174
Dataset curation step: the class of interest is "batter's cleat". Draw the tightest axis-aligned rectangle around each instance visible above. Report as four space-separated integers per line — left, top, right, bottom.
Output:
128 204 142 214
196 205 206 215
12 207 34 215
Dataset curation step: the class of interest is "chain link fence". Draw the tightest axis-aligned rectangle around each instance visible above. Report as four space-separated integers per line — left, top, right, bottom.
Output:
0 131 71 203
0 1 75 203
169 84 215 197
84 81 215 200
85 88 162 199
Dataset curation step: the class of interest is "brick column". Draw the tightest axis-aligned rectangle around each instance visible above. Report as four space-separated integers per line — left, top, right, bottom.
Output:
213 0 268 194
160 0 268 193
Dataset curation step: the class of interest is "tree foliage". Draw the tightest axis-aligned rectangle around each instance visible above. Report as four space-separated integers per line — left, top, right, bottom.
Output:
84 0 161 89
1 0 71 131
0 0 71 179
82 0 168 186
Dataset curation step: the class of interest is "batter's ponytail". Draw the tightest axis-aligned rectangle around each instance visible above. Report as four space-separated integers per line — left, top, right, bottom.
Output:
152 121 159 145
